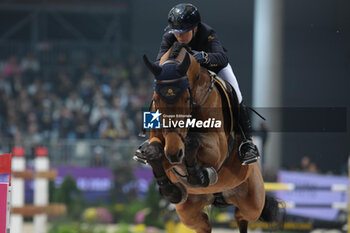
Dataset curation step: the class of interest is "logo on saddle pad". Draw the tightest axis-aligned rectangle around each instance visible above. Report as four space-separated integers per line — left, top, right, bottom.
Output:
143 110 222 129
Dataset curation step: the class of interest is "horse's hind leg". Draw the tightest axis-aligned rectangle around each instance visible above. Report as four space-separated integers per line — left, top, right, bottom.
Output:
235 217 248 233
225 164 266 233
175 194 214 233
234 211 248 233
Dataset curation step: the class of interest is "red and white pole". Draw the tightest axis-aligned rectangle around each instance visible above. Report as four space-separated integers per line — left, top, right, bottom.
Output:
11 147 26 233
0 153 11 233
34 146 49 233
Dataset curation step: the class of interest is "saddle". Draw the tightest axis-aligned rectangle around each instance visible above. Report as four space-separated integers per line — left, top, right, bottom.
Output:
208 70 240 135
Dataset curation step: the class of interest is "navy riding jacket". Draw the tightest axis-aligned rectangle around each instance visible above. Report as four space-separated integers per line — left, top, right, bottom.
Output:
156 22 228 74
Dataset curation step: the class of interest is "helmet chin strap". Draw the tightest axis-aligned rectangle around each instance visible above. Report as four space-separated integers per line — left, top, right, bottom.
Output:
191 24 199 40
190 28 196 42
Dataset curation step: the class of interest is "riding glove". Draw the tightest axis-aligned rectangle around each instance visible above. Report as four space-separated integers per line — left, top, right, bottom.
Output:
192 50 209 65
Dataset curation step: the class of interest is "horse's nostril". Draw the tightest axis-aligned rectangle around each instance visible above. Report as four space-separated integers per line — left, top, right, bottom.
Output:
177 149 183 158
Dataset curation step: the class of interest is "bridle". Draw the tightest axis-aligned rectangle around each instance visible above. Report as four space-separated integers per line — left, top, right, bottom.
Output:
151 57 215 141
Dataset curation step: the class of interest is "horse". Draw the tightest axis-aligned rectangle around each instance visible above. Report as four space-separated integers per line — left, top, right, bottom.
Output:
138 42 280 233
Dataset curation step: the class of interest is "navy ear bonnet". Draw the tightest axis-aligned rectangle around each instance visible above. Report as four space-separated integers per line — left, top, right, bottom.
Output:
154 63 190 104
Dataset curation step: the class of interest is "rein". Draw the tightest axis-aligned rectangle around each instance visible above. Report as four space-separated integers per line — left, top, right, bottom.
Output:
193 72 215 108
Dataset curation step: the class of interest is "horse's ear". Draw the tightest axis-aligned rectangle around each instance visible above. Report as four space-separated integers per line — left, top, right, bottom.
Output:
176 53 190 75
143 55 162 76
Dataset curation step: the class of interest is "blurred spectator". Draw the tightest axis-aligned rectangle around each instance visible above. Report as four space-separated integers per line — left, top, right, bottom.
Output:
99 118 117 140
58 107 75 139
0 74 12 95
17 89 32 118
79 71 96 101
0 51 152 144
65 91 84 113
300 156 320 173
21 51 40 73
115 112 135 139
300 156 311 172
55 73 74 99
308 162 319 173
74 110 90 139
2 56 21 79
40 111 53 140
98 63 111 85
91 146 106 166
21 51 40 85
57 53 73 77
0 90 8 124
89 101 109 136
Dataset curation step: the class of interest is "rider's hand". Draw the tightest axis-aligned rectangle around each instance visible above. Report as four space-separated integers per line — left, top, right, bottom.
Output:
192 50 209 64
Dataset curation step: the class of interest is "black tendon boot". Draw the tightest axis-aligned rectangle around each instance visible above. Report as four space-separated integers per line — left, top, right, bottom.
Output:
185 132 210 187
144 142 187 204
238 103 260 165
151 169 187 204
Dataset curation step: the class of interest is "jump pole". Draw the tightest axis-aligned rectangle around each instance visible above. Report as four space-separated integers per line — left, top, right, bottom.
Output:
11 148 26 233
34 147 49 233
0 153 11 233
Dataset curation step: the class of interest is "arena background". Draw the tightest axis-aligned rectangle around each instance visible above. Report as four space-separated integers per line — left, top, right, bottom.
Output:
131 0 350 172
0 0 349 232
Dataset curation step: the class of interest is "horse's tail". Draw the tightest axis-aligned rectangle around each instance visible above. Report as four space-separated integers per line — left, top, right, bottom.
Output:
259 194 285 226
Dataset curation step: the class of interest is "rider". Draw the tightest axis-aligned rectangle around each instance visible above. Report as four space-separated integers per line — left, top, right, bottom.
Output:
156 3 260 165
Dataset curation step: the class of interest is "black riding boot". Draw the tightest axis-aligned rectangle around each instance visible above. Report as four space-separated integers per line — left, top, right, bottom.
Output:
238 103 260 165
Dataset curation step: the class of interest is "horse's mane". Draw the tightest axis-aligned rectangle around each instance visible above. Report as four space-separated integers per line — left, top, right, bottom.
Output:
169 42 192 60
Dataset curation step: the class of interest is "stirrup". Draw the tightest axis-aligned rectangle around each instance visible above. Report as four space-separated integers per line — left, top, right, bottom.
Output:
241 156 260 165
238 140 260 165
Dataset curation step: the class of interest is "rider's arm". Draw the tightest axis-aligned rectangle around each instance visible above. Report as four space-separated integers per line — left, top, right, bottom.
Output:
203 32 228 69
156 32 176 64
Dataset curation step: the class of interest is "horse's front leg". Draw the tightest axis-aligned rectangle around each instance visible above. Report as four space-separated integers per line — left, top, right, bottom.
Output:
185 132 218 187
144 139 187 204
184 132 207 186
175 194 214 233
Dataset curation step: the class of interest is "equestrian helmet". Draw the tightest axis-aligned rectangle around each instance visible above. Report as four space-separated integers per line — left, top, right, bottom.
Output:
167 3 201 34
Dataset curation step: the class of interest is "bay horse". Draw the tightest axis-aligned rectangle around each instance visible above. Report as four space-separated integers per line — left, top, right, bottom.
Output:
138 42 279 233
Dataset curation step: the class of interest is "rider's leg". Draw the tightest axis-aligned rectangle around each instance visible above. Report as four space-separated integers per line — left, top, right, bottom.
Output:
217 63 243 104
238 103 260 164
218 64 260 165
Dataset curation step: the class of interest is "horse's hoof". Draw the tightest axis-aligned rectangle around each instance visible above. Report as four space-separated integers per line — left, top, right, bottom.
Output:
204 167 218 185
159 182 188 204
174 182 188 204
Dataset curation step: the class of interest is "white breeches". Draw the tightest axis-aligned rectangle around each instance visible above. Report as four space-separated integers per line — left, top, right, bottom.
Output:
217 63 243 103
